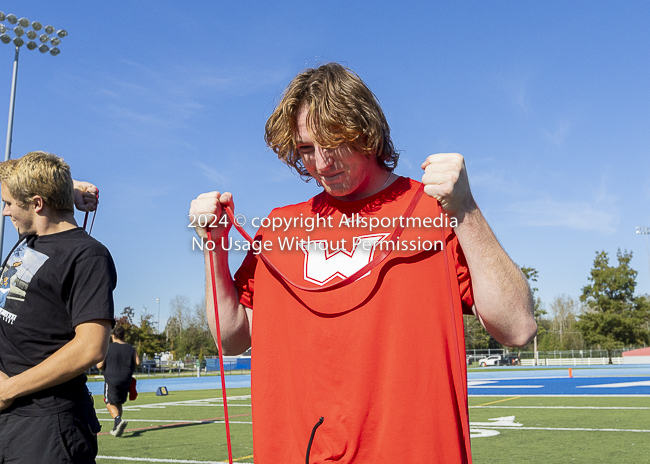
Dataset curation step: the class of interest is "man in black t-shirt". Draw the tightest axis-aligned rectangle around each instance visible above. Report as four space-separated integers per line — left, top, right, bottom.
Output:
97 325 140 437
0 152 117 464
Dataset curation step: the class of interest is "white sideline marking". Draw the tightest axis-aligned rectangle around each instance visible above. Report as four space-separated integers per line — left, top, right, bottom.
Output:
468 416 650 438
577 380 650 388
469 385 544 389
482 426 650 433
98 419 253 424
97 457 252 463
212 421 253 424
97 405 251 413
468 381 544 388
470 416 522 427
470 394 650 397
95 396 252 414
469 416 521 438
473 406 650 410
470 428 500 438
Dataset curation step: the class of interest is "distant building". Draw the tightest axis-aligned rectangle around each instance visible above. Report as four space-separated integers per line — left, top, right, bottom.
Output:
622 347 650 364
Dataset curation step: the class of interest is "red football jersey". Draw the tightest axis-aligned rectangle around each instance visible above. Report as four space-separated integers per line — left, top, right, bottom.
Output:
235 177 473 463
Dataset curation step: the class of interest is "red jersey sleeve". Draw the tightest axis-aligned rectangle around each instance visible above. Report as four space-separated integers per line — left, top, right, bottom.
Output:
234 249 257 309
450 236 475 315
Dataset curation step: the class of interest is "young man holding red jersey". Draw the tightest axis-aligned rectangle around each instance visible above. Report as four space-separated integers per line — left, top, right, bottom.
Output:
190 63 537 463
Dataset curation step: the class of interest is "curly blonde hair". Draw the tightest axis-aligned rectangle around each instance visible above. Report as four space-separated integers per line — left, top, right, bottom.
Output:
0 151 74 212
265 63 399 180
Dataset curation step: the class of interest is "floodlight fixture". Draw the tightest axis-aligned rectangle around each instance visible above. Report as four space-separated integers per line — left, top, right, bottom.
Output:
0 13 67 52
0 13 69 259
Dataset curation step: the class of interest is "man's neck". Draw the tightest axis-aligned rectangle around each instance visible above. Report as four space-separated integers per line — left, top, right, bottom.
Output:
34 211 78 236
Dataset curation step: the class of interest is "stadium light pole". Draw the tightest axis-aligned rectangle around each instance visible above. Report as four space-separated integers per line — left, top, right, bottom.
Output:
636 226 650 285
0 12 67 259
156 297 161 333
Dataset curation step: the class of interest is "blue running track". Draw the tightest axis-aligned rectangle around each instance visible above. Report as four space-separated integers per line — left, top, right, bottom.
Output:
87 374 251 396
468 364 650 396
87 365 650 396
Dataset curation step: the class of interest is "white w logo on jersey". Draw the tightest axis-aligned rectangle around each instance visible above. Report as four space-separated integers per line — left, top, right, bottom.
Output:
299 234 390 286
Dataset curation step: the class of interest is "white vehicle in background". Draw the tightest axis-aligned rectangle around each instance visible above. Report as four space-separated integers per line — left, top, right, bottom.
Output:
478 355 502 367
477 354 521 367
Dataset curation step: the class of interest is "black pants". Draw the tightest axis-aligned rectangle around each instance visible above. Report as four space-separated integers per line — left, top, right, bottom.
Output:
0 401 100 464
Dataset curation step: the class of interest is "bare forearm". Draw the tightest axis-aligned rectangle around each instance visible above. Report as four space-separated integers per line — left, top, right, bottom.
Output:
204 247 251 354
454 204 537 347
0 320 111 407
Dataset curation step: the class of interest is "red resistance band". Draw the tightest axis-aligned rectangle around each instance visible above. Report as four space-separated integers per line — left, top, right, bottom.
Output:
206 183 471 462
82 192 99 235
82 209 97 235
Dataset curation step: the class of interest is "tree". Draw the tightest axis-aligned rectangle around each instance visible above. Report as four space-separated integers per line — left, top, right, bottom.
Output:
115 306 136 343
464 315 490 350
576 250 650 359
169 295 191 332
130 311 166 357
115 306 165 357
520 267 546 321
165 295 218 360
520 267 546 352
547 295 583 350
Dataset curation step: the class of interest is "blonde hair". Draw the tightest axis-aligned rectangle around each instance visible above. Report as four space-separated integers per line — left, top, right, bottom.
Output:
0 151 74 212
265 63 399 179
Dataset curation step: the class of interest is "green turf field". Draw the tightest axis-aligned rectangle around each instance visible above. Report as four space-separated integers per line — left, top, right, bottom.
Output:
95 388 254 463
469 396 650 463
95 390 650 463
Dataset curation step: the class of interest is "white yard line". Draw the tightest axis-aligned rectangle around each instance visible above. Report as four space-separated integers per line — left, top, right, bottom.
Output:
577 380 650 388
97 457 252 464
472 405 650 409
475 426 650 433
470 394 650 397
98 419 252 424
95 397 251 414
97 405 251 413
469 385 544 388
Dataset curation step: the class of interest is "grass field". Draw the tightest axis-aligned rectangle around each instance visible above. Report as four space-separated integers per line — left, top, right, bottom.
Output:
94 389 650 463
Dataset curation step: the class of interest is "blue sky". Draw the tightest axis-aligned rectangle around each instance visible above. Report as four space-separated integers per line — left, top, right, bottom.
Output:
0 1 648 328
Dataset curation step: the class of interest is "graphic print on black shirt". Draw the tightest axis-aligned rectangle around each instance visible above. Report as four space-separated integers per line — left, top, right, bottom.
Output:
0 239 49 323
0 228 117 416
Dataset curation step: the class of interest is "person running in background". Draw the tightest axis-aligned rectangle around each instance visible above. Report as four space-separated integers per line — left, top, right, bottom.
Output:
97 325 140 437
